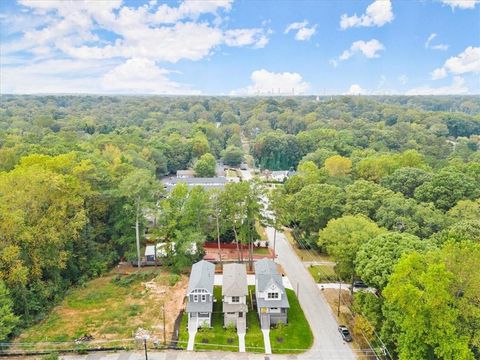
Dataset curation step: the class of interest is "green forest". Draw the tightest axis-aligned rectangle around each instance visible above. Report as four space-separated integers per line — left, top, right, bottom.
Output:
0 95 479 359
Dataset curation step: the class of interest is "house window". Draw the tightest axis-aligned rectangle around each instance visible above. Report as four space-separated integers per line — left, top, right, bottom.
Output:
193 295 198 302
231 296 240 303
267 292 279 299
271 307 278 310
201 294 206 302
199 312 209 318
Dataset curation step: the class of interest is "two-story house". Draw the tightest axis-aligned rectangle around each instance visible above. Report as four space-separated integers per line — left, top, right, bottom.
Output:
254 258 289 329
186 260 215 329
222 263 248 331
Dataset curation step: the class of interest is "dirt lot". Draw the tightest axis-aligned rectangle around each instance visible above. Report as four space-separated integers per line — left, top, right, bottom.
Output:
17 265 188 346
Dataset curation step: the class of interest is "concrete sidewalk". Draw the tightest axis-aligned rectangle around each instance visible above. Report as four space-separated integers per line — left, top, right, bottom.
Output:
261 329 271 355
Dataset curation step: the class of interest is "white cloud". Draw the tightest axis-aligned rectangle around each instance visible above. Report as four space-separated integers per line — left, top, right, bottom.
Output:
345 84 366 95
0 57 199 94
425 33 449 51
101 58 199 94
3 0 271 94
431 67 448 80
284 20 317 41
0 58 114 94
231 69 310 95
340 0 394 29
432 46 480 80
339 39 385 61
406 76 468 95
11 0 269 64
441 0 480 9
224 28 269 48
444 46 480 74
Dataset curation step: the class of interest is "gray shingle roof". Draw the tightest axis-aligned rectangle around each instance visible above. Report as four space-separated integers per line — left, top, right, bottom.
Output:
222 263 248 296
254 258 289 309
256 295 290 309
223 303 248 313
162 177 228 192
186 301 213 313
187 260 215 294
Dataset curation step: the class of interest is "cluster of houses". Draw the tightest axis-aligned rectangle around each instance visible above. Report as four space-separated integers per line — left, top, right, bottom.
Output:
162 166 241 192
185 259 289 334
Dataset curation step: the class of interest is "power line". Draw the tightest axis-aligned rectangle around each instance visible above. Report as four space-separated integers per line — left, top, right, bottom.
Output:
285 230 391 359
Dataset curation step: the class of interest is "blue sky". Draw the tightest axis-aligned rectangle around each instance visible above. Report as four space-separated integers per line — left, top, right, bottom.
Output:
0 0 479 95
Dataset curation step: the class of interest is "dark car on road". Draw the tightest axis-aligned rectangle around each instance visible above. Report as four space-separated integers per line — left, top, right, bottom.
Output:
353 280 369 288
338 325 353 342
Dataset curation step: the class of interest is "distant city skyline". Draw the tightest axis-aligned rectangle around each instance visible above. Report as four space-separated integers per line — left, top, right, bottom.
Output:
0 0 479 95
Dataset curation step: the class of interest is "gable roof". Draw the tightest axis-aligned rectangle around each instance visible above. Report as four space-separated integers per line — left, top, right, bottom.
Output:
254 258 285 293
222 263 248 297
255 258 290 309
187 260 215 294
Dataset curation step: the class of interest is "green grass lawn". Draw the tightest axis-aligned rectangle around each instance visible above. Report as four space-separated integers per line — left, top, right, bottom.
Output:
308 264 337 283
253 247 270 255
270 289 313 353
178 286 311 354
182 287 240 351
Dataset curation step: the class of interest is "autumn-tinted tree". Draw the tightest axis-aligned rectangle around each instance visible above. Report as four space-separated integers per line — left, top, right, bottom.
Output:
324 155 352 177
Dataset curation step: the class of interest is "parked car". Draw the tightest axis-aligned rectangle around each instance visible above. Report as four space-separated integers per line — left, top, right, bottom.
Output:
338 325 353 342
353 280 368 288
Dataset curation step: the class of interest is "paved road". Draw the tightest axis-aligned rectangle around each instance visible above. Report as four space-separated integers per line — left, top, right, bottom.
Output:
266 226 356 360
240 168 253 181
58 349 346 360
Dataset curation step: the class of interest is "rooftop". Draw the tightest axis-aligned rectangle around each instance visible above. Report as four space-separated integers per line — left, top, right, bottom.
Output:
187 260 215 294
222 263 248 297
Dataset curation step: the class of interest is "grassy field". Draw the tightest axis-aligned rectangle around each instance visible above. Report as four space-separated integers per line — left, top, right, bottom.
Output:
308 264 337 283
253 247 270 255
178 286 312 354
18 268 188 348
225 169 239 178
270 289 313 353
255 221 268 241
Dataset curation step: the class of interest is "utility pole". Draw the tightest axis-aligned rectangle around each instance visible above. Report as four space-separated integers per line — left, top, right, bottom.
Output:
143 338 148 360
272 227 277 260
337 282 342 317
163 303 166 346
136 200 141 268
